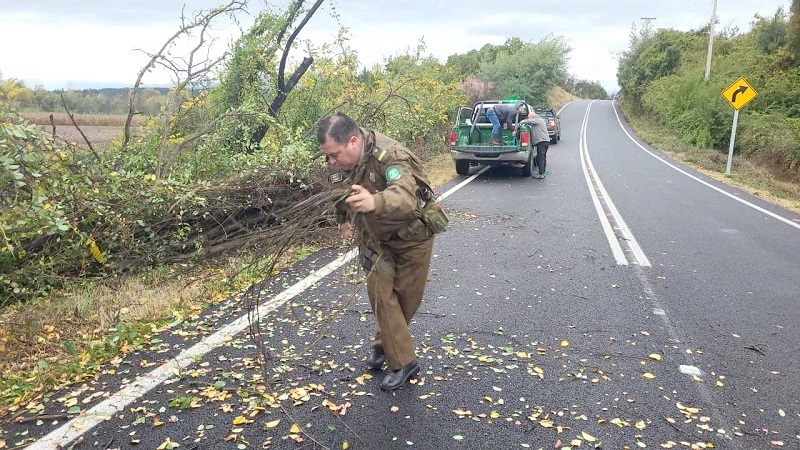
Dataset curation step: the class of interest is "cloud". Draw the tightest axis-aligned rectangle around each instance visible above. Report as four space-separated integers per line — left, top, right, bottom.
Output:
0 0 227 24
0 0 790 93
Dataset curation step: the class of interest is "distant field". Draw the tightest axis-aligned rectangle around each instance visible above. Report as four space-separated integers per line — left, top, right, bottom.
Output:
21 112 145 127
21 113 146 149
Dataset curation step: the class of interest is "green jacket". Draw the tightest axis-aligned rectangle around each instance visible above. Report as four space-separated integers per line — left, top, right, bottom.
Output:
328 128 433 243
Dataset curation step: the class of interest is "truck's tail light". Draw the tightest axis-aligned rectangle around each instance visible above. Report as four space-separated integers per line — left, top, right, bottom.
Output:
520 131 529 146
449 131 456 146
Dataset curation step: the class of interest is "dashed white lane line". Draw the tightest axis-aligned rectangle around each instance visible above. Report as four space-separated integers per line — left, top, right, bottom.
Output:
680 365 704 376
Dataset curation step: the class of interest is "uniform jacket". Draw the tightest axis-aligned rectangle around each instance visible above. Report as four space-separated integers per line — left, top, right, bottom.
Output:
328 128 433 244
492 103 521 129
519 116 549 144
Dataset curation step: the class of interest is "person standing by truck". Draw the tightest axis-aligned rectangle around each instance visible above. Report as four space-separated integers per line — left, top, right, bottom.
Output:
486 101 525 145
518 110 550 179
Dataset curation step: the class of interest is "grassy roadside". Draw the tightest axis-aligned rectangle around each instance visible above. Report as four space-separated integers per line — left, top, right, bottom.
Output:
0 245 323 413
621 107 800 215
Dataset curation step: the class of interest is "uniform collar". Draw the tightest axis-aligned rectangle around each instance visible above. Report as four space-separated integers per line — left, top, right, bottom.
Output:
356 127 375 166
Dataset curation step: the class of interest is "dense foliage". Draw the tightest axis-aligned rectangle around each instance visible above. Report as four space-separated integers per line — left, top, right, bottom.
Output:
616 5 800 176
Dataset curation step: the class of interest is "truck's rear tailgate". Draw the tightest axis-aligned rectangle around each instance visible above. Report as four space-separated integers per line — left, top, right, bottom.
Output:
452 145 521 155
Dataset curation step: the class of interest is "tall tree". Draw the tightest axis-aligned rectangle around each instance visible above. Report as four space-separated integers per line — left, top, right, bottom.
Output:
478 35 571 104
788 0 800 64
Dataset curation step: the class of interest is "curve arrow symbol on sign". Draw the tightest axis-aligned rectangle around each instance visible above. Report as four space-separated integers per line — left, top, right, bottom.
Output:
731 85 748 103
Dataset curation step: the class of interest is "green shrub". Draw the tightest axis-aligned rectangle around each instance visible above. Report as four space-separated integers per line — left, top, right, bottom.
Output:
738 113 800 170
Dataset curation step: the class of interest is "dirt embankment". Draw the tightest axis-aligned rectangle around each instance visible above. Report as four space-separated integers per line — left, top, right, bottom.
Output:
547 86 582 110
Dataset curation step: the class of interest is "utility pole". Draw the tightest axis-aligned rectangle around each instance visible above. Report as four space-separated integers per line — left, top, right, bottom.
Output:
641 16 657 38
704 0 718 81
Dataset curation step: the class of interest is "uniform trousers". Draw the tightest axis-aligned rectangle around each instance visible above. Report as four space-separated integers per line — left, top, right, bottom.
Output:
365 238 434 370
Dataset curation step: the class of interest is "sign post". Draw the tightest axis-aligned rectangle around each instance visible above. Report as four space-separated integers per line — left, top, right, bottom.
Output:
721 77 757 174
725 110 740 175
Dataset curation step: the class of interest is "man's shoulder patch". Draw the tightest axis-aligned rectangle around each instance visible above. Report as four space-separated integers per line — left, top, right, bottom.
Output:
385 166 402 181
329 173 343 183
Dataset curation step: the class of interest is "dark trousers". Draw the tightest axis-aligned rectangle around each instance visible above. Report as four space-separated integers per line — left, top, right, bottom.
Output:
535 141 549 174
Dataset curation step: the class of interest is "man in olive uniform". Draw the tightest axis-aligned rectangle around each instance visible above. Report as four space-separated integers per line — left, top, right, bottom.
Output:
317 112 435 391
518 110 550 179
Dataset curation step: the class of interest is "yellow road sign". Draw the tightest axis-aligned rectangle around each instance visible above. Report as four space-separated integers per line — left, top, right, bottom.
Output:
721 77 757 110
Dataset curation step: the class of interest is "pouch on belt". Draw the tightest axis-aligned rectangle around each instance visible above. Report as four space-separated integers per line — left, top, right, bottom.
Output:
421 201 449 234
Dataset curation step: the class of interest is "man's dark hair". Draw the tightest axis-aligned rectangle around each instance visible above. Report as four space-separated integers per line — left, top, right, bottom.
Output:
317 112 359 145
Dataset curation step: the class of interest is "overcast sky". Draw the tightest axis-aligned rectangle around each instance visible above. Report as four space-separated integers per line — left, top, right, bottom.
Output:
0 0 791 93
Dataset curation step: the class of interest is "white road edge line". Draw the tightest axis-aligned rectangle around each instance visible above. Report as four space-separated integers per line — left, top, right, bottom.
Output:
439 165 490 201
611 101 800 231
579 100 629 266
28 169 479 449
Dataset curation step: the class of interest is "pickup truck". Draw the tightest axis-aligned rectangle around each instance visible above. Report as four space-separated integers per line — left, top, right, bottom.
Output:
448 100 537 176
531 105 561 144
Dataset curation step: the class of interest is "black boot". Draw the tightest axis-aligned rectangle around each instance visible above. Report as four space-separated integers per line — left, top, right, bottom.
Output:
366 347 385 370
379 360 419 391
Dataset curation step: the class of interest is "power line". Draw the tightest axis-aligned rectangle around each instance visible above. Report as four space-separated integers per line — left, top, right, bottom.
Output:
641 16 657 25
640 16 657 37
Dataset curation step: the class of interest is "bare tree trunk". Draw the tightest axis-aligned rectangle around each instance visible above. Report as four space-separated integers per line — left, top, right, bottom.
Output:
248 0 324 150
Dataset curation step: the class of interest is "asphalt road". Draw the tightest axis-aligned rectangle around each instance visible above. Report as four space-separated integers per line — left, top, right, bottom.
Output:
5 100 799 450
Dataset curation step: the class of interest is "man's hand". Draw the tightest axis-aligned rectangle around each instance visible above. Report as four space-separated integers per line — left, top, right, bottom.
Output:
345 184 376 213
338 222 353 239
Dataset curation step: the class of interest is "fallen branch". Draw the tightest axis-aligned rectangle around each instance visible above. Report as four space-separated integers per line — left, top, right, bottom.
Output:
60 93 102 163
744 344 766 355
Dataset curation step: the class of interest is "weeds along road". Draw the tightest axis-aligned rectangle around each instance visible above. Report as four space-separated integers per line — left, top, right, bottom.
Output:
6 100 800 450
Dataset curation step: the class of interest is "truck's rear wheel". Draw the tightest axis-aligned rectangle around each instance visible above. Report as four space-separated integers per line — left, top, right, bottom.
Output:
520 149 533 177
455 160 470 175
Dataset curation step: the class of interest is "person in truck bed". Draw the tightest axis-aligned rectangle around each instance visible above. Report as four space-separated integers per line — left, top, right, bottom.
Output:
486 101 525 145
